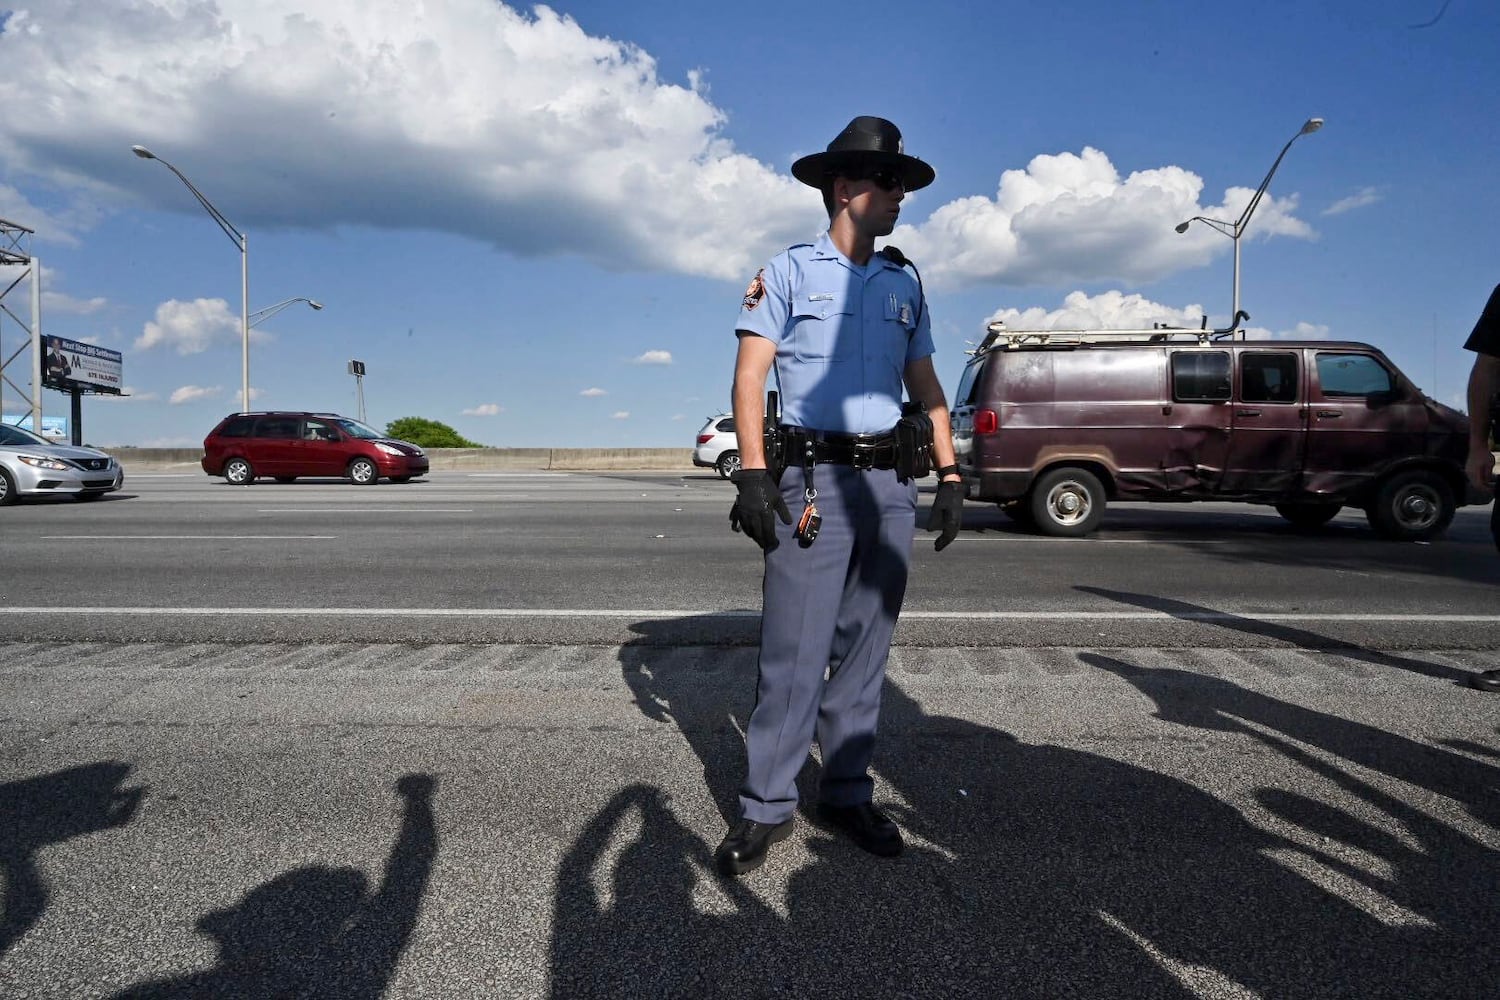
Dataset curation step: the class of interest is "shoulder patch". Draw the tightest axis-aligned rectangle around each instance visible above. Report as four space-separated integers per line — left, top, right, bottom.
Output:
742 268 766 311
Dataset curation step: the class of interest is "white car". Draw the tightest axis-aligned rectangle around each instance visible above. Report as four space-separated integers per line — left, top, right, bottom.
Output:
693 413 740 478
0 421 123 504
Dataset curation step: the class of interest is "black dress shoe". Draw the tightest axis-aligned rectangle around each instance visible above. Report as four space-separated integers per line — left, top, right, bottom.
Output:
1471 669 1500 692
817 802 903 857
715 818 794 876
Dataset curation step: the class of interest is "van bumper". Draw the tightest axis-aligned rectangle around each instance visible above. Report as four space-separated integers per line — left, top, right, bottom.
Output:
967 469 1033 502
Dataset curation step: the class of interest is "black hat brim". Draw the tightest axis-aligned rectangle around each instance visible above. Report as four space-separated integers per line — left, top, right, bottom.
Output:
790 149 935 192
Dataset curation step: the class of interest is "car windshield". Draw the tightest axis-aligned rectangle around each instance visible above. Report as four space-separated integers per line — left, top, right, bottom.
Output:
333 418 384 440
0 422 50 447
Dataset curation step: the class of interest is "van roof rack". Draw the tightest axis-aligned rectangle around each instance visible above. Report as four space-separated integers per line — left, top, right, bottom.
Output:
973 310 1248 354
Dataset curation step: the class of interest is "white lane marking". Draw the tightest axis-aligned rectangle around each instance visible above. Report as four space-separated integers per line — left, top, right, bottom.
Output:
465 473 571 478
123 473 197 478
38 535 336 541
0 607 1495 623
256 508 474 513
920 537 1240 545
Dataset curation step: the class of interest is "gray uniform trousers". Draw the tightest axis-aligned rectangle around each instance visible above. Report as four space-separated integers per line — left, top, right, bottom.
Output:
738 463 916 824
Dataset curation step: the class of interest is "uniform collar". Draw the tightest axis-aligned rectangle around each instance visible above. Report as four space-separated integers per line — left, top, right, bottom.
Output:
809 231 902 273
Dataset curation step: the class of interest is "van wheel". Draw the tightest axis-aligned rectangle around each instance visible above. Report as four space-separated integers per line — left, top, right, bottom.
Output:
348 457 380 485
224 458 255 485
715 451 741 479
0 466 17 505
1275 502 1341 528
1365 470 1454 541
1030 467 1106 537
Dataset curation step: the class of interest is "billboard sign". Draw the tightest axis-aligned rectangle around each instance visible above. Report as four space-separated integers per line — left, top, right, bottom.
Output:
43 335 123 394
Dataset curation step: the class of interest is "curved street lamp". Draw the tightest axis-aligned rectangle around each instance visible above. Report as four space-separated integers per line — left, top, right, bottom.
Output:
1176 117 1324 339
131 144 252 410
249 297 324 329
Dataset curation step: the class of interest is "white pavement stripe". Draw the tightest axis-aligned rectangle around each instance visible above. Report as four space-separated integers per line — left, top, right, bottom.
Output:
0 607 1496 623
465 473 571 478
38 535 337 541
256 508 474 513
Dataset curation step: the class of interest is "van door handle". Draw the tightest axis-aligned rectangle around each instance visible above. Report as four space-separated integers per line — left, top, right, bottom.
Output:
1236 409 1261 417
1316 409 1342 419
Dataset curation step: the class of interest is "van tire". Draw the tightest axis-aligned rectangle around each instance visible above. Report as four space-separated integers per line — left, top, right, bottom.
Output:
224 458 255 485
1029 467 1106 537
1275 502 1341 528
715 451 741 479
1365 470 1454 541
348 457 380 485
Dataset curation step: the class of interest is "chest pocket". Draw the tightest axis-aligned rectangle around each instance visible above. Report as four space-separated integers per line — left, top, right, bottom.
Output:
788 288 859 362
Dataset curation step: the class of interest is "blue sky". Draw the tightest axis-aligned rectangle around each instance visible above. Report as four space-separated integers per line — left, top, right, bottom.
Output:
1 0 1496 447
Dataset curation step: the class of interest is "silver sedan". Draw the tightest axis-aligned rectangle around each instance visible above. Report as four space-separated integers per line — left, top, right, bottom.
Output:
0 421 124 504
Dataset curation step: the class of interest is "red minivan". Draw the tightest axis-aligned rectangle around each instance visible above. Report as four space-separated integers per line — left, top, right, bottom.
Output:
201 412 429 485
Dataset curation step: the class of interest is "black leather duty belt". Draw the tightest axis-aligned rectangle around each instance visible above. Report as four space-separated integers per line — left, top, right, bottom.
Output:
781 427 898 470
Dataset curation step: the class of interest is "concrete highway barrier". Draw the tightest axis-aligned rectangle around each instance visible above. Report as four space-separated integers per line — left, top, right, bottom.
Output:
109 447 697 473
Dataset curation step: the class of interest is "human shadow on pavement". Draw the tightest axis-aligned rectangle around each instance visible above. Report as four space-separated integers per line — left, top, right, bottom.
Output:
112 774 437 999
1076 585 1473 685
0 761 145 957
561 655 1491 997
1083 651 1500 986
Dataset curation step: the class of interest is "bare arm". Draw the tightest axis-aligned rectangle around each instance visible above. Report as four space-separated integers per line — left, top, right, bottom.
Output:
904 355 960 482
732 333 777 470
1467 353 1500 489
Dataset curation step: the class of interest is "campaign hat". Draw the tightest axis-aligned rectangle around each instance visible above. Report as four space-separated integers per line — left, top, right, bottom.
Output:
790 116 935 191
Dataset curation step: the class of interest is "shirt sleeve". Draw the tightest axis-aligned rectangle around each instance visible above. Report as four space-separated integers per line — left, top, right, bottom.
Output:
1463 284 1500 358
735 254 790 344
904 284 935 364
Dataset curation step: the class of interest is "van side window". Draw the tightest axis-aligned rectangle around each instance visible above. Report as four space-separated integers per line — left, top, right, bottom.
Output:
304 418 339 441
715 417 736 433
1171 351 1231 402
1241 353 1299 403
254 416 300 439
1316 353 1393 398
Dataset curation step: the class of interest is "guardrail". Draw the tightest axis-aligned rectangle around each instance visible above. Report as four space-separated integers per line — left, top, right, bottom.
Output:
108 447 696 472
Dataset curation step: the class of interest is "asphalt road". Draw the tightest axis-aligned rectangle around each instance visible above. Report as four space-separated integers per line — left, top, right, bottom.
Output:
1 471 1498 997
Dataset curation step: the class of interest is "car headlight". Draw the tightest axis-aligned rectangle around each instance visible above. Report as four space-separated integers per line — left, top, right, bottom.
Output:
375 443 404 456
19 455 71 471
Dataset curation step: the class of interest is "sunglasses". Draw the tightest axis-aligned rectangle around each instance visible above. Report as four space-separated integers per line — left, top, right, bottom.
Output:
845 168 905 192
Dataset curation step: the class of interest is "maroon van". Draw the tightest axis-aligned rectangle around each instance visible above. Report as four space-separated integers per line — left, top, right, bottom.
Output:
201 412 429 485
949 328 1475 539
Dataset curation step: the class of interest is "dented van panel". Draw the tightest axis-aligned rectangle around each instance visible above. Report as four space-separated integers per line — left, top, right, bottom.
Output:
950 337 1472 539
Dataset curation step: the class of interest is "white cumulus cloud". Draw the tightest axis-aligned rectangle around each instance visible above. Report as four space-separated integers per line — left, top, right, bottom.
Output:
137 298 240 354
632 350 672 365
169 384 222 405
463 403 502 416
611 411 630 420
580 387 608 397
897 148 1314 289
986 290 1211 332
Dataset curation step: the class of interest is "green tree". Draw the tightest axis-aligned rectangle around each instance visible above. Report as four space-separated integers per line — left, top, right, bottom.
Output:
384 416 482 449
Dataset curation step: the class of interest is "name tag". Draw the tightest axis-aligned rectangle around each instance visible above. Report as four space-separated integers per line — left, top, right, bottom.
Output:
807 292 834 302
886 294 912 327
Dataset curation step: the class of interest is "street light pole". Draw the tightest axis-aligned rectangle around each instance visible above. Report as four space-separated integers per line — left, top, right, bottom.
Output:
1176 117 1323 339
131 144 253 411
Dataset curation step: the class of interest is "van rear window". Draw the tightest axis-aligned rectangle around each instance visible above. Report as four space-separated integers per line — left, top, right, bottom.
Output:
1171 351 1231 402
215 415 256 438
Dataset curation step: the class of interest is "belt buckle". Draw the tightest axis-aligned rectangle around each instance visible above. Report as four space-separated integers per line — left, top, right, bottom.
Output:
850 440 876 471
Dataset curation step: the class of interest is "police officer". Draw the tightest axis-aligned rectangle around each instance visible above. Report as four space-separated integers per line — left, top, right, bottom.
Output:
716 116 964 876
1463 283 1500 692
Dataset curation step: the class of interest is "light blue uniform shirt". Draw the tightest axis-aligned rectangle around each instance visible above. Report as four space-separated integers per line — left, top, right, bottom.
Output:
736 232 934 435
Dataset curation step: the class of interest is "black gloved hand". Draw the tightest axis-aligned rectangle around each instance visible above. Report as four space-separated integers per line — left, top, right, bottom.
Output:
926 480 964 552
729 469 791 552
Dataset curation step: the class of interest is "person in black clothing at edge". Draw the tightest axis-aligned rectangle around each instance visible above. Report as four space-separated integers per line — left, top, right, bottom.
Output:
1463 283 1500 692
